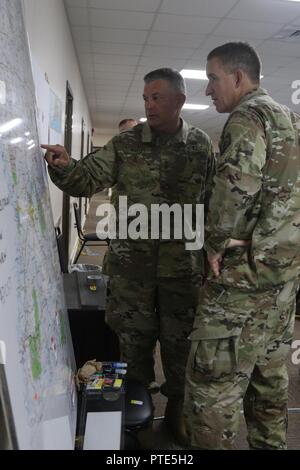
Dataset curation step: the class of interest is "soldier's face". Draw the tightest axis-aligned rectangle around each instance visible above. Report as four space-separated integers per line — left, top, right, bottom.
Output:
143 79 185 132
205 57 240 113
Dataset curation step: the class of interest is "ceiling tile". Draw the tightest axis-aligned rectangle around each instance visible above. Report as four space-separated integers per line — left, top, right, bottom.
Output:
93 71 135 81
79 63 94 72
96 93 128 100
91 27 148 44
65 0 88 7
94 86 130 94
93 78 134 85
94 63 137 73
70 26 91 41
88 0 161 12
213 18 282 39
262 76 294 90
73 40 91 53
259 39 300 57
196 35 262 51
228 0 300 24
135 64 164 76
89 9 154 30
273 63 300 77
153 14 220 34
66 7 89 26
77 55 94 67
143 45 194 59
91 42 143 55
81 70 95 79
138 56 186 69
160 0 238 17
93 54 140 65
147 31 206 48
96 103 123 111
260 64 284 76
257 51 297 68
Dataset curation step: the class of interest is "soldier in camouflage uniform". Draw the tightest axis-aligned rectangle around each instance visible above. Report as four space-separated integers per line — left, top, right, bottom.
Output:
41 68 215 445
184 42 300 450
118 118 138 133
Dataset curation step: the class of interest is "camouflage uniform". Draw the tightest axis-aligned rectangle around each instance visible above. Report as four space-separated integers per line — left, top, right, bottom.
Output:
184 88 300 449
49 120 214 399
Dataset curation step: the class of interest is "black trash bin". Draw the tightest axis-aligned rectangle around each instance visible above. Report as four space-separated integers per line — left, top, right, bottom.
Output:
63 264 120 368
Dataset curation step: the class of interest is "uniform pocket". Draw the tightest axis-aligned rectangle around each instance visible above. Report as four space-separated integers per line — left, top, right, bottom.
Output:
217 245 258 290
189 327 241 382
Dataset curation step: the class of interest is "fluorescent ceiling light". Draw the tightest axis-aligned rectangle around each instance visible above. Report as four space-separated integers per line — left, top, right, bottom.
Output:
139 117 147 122
180 69 207 80
183 104 209 110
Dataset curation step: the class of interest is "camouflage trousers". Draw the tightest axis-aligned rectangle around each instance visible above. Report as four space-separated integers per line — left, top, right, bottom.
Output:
184 279 298 449
105 275 201 399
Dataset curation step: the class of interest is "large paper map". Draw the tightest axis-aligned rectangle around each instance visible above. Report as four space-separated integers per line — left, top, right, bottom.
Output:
0 0 76 449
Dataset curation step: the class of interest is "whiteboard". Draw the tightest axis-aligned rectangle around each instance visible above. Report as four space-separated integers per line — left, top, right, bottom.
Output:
0 0 77 449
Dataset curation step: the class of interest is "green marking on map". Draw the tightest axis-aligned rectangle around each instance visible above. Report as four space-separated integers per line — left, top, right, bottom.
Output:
12 171 17 185
37 200 46 235
29 336 42 379
30 289 42 379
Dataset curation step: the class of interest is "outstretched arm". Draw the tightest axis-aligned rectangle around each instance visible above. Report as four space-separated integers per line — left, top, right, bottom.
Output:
41 139 118 198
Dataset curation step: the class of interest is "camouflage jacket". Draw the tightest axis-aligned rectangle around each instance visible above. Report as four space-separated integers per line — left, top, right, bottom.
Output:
49 120 214 279
205 87 300 289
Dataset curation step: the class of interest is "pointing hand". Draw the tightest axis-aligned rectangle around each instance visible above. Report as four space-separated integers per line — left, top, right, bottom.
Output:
41 144 70 168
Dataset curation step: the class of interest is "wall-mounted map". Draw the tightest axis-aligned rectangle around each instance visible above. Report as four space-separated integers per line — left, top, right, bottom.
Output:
0 0 76 449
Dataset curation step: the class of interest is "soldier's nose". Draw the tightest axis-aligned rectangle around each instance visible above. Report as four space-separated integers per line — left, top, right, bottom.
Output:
205 84 211 96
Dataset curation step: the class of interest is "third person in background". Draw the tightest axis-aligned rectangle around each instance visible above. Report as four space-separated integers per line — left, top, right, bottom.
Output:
118 118 138 133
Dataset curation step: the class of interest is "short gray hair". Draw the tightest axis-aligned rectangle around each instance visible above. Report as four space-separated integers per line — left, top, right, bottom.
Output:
144 68 186 95
207 42 261 83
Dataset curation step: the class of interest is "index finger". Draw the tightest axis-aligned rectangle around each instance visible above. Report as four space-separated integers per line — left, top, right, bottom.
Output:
40 144 62 153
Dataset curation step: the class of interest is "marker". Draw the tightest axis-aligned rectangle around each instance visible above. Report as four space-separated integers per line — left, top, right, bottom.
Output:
115 369 127 375
102 362 127 368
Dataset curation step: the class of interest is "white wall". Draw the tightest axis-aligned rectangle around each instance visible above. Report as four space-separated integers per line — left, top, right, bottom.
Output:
23 0 92 260
92 132 114 148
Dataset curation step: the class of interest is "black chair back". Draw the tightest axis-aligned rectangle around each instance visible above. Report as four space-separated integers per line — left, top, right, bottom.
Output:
55 226 69 273
73 202 84 238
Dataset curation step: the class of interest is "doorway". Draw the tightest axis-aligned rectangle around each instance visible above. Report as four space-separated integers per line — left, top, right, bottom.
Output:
62 81 73 258
78 118 85 221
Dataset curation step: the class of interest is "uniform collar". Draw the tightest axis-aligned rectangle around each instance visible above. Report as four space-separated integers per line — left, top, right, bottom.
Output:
237 87 269 107
141 118 189 144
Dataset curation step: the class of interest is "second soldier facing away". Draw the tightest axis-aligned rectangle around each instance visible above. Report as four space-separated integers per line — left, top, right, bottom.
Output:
41 68 215 446
184 42 300 450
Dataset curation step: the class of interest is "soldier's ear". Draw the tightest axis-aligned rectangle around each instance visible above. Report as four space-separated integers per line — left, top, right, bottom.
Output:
177 93 186 109
234 70 243 88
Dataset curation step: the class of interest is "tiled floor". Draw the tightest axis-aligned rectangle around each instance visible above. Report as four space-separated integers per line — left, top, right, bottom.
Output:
77 191 300 450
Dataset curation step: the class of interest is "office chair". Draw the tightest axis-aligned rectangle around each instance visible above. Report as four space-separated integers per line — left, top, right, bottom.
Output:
124 378 154 449
55 226 69 273
73 202 109 263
